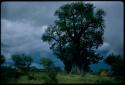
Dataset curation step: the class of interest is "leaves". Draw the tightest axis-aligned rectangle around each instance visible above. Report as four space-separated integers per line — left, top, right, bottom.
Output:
12 54 33 71
0 55 5 65
104 54 124 76
42 2 105 73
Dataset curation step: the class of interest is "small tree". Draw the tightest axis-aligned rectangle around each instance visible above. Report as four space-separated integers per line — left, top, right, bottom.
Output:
41 57 58 84
12 54 33 72
104 53 117 65
104 54 124 76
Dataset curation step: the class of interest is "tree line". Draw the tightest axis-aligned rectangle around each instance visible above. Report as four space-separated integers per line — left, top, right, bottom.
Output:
0 53 123 78
0 54 60 84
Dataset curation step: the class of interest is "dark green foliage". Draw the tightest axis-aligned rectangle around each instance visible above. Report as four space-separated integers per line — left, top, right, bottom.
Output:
30 66 40 72
41 57 58 84
42 2 105 74
104 53 117 65
41 57 53 69
12 54 33 72
28 73 36 80
0 55 5 66
112 58 124 76
44 69 58 84
104 54 124 76
0 66 22 84
54 66 62 72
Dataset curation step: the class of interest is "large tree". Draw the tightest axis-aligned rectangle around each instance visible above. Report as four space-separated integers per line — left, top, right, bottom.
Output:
42 2 105 73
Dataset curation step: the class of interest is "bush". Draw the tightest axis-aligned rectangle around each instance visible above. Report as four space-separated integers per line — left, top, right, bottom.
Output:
104 54 124 76
0 55 5 66
12 54 33 72
44 70 58 84
0 66 22 84
41 57 58 84
100 71 109 77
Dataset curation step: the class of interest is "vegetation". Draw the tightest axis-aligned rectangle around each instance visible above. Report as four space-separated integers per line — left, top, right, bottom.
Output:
42 2 105 74
0 2 124 84
0 71 123 84
0 55 5 67
104 54 124 76
41 57 58 84
0 54 123 84
12 54 33 72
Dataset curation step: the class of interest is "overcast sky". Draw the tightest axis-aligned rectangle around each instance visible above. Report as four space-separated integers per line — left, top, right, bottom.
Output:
1 1 123 69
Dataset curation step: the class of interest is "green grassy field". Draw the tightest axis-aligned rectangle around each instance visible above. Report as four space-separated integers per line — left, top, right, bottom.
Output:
3 72 123 84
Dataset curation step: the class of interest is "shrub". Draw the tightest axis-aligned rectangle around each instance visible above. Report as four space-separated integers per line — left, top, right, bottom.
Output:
104 54 124 76
0 66 22 84
41 57 58 84
12 54 33 72
100 71 109 77
0 55 5 66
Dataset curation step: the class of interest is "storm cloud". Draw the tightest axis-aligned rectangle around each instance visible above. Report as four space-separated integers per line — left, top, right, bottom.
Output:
1 1 123 69
1 2 71 26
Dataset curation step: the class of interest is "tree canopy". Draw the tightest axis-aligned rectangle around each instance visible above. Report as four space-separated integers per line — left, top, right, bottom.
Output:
42 2 105 73
104 54 124 76
12 54 33 71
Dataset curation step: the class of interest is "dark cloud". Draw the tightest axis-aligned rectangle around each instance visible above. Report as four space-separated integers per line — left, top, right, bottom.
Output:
1 2 71 26
81 1 123 56
1 19 64 68
88 1 123 56
1 19 48 54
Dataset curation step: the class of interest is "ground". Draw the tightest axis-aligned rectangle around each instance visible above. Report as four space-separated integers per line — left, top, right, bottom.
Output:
2 72 123 84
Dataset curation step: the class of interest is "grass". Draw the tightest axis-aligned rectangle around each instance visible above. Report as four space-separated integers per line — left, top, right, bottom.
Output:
57 73 122 84
1 72 123 84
